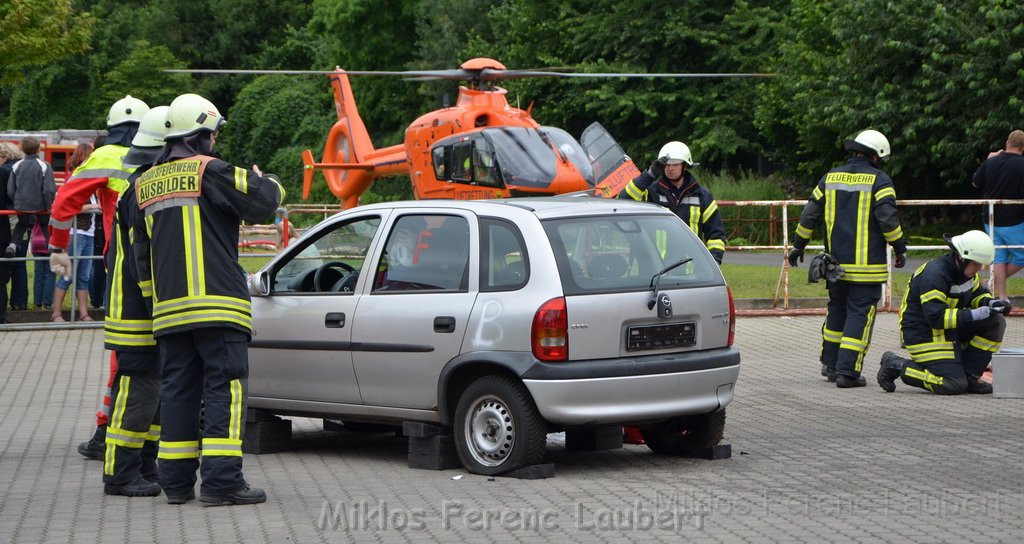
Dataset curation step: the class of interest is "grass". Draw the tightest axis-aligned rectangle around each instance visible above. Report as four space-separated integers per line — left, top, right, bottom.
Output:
721 261 1024 300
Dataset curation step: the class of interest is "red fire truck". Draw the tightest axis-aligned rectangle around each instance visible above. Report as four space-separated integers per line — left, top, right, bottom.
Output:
1 130 104 186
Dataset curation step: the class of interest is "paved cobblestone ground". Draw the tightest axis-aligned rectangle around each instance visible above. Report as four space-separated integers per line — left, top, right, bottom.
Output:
1 314 1022 543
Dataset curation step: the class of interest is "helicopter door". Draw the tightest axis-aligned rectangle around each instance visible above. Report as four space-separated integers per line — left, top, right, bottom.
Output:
579 122 642 198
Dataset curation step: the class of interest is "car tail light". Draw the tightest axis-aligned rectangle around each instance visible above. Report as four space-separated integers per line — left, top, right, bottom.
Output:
727 287 736 347
532 297 568 362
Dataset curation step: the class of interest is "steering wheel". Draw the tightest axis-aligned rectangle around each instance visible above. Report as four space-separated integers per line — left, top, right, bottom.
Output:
313 261 357 292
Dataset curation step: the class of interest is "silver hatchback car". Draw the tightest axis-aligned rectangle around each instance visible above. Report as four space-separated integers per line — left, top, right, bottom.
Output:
247 197 740 475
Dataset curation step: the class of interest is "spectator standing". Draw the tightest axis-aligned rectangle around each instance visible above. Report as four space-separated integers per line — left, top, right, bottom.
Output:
50 195 99 322
0 142 24 322
31 223 55 310
971 129 1024 301
5 137 56 257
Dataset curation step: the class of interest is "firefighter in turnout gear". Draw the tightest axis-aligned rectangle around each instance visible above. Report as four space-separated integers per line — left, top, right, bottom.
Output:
50 95 150 461
877 230 1007 395
133 93 283 506
619 141 727 264
788 130 908 388
101 106 170 497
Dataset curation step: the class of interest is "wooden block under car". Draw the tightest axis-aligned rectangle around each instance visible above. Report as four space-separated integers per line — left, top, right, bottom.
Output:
242 415 292 454
564 426 624 451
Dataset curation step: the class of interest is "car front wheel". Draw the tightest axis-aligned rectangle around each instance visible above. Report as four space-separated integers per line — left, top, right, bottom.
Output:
640 409 726 455
453 375 547 475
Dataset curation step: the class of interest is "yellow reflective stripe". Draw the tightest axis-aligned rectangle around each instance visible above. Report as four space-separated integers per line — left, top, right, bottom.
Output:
269 176 286 200
688 206 700 233
943 309 957 329
795 224 813 239
109 228 124 320
233 167 248 193
972 293 992 307
158 440 200 460
182 206 205 297
105 375 131 474
202 437 243 457
623 182 646 201
920 290 946 304
230 379 243 440
839 305 876 354
822 326 843 343
656 230 667 259
812 186 823 200
841 264 888 272
147 425 161 442
701 200 719 223
138 279 153 298
883 225 903 242
824 186 836 249
904 366 944 385
706 239 725 251
969 336 1001 352
856 191 870 264
875 187 896 200
153 309 253 332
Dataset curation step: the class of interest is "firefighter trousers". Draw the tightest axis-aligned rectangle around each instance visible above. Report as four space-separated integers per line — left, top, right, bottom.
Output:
103 351 160 485
901 314 1006 395
157 328 249 496
820 282 881 379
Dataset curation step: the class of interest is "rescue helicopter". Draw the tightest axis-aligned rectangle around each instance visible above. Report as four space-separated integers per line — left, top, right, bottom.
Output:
172 58 772 209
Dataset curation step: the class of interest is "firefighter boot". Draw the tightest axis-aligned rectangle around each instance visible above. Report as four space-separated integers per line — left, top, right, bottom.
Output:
966 376 993 395
821 364 837 383
877 351 906 393
104 476 162 497
835 375 867 388
200 484 267 507
77 425 106 461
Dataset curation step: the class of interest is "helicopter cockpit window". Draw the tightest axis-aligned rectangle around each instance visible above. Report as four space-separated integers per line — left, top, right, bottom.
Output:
541 126 594 184
451 142 473 181
432 146 447 180
472 146 501 188
481 128 557 189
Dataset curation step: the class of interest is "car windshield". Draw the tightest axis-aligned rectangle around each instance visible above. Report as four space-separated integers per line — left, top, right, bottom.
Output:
543 214 721 295
482 127 556 189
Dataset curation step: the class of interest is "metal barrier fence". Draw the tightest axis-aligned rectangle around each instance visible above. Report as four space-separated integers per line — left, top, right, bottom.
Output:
2 199 1021 327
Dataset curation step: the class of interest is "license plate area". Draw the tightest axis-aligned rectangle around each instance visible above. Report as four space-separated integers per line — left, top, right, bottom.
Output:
626 322 696 352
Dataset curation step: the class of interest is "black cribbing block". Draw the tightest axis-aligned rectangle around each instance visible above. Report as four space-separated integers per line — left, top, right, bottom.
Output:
503 463 555 480
407 434 461 470
242 416 292 454
323 419 345 432
684 444 732 460
247 408 281 422
564 426 624 451
402 421 449 438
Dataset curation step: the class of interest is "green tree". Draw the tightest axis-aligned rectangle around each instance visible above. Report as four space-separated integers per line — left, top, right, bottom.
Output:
0 0 94 84
758 0 1024 196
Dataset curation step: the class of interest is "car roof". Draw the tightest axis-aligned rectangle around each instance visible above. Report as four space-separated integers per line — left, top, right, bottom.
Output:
355 197 673 222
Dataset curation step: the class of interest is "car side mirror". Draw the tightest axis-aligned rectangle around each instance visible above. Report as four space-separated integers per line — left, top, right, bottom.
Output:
250 270 271 296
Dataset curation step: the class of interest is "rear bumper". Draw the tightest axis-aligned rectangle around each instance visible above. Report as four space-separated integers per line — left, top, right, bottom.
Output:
523 352 739 426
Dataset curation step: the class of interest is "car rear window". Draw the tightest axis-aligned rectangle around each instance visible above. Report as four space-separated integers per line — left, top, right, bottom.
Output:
543 215 722 295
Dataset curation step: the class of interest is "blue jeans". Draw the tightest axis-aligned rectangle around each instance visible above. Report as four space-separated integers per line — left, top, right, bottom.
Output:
33 257 55 306
55 234 94 291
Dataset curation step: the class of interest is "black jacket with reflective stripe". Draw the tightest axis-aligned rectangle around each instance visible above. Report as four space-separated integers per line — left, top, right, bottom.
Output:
794 157 906 283
898 253 992 357
134 155 283 338
104 175 155 352
619 171 727 258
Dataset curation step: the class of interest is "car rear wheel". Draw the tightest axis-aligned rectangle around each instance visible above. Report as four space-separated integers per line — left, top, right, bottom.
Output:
454 375 547 475
640 409 726 455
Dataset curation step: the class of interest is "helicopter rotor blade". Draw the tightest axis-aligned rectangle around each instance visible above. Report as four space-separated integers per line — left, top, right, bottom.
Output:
163 68 476 78
484 69 778 80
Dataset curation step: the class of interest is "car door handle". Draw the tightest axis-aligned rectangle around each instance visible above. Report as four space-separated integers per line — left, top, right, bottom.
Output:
325 312 345 328
434 316 456 333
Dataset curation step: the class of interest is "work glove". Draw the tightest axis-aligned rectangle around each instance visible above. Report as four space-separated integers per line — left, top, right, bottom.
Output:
50 251 71 281
711 250 724 266
989 299 1013 315
788 247 804 267
647 158 666 181
970 306 991 321
894 253 907 269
